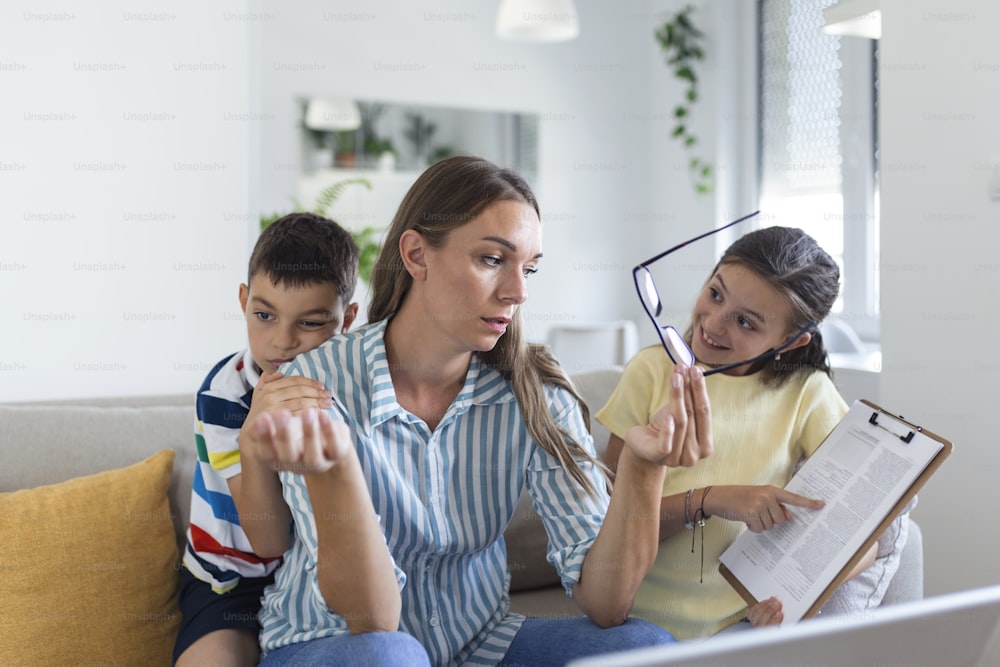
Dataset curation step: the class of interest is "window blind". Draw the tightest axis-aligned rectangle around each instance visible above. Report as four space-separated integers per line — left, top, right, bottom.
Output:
760 0 843 196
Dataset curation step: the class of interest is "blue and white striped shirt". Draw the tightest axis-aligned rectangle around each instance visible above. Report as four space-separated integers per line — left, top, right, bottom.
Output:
259 318 609 665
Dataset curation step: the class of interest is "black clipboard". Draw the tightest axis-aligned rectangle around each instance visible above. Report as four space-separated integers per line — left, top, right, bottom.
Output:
720 399 953 620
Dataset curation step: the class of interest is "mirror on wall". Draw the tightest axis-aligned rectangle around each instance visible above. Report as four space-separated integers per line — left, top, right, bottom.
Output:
298 97 538 178
293 97 539 241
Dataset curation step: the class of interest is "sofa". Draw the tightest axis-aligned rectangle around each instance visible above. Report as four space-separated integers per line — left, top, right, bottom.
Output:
0 367 922 665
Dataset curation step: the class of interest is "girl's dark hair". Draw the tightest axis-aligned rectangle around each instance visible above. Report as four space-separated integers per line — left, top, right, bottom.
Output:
368 155 605 495
706 226 840 386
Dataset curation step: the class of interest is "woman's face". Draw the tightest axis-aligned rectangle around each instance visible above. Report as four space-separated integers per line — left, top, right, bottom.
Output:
413 199 542 354
689 262 801 375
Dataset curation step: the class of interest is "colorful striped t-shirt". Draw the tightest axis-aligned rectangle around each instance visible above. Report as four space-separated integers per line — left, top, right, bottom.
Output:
181 349 282 592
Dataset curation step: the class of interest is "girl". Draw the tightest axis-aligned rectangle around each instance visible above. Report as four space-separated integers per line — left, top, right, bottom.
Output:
234 155 713 665
598 226 910 639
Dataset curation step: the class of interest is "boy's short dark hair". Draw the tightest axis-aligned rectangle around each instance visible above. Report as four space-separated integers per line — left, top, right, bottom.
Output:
249 212 360 302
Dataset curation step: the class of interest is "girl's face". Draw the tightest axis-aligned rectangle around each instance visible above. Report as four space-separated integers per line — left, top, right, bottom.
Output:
690 262 806 376
411 198 542 355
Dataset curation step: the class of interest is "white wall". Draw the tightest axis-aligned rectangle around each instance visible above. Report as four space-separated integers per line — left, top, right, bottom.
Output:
4 0 746 400
2 0 253 401
879 0 1000 595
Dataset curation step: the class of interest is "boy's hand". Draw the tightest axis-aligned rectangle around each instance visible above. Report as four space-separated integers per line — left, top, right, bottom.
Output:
624 365 712 468
248 371 333 421
244 407 353 475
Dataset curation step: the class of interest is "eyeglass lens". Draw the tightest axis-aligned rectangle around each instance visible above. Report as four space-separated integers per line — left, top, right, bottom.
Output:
638 267 696 367
638 269 662 317
664 327 695 367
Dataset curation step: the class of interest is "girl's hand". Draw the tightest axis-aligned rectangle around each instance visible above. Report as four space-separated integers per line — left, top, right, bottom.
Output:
623 365 713 468
747 596 784 627
708 485 824 533
244 407 353 475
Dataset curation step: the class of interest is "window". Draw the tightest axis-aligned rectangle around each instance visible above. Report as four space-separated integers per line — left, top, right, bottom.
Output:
759 0 879 340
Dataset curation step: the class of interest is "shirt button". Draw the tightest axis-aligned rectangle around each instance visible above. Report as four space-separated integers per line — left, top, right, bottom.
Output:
429 615 440 626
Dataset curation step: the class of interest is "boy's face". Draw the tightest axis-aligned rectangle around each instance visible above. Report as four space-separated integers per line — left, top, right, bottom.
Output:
238 274 358 375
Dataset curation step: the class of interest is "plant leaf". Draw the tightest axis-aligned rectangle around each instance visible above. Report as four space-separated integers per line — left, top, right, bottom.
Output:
658 5 709 197
352 226 382 284
314 177 372 216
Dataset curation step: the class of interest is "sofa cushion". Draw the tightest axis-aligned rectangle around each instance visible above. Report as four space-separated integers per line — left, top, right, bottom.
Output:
0 449 180 666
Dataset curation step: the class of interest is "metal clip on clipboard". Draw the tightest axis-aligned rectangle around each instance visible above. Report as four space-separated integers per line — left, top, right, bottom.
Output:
868 409 923 443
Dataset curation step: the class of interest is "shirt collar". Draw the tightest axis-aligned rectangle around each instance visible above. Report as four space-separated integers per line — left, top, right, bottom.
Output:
240 349 262 408
364 318 516 429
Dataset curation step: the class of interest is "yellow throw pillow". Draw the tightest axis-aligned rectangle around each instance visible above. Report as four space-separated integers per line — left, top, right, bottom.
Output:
0 449 180 666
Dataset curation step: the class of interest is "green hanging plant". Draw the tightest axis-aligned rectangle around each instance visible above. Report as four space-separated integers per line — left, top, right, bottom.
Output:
655 5 713 195
260 177 381 283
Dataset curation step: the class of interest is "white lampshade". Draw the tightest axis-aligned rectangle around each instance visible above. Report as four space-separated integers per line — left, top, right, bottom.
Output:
304 97 362 131
822 0 881 39
496 0 579 42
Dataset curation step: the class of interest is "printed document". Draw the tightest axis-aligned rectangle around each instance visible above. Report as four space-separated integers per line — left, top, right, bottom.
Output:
719 400 945 624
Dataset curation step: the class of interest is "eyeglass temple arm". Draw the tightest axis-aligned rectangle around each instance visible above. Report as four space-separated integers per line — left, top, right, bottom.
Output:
702 320 816 375
638 210 761 269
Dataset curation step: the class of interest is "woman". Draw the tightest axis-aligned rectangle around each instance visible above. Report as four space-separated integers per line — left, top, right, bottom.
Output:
235 155 713 665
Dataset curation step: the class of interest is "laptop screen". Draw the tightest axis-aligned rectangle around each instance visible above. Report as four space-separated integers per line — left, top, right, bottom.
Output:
569 585 1000 667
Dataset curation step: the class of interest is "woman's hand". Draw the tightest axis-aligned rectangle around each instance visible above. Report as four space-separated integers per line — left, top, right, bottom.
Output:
706 485 824 533
623 365 713 468
244 407 353 475
747 596 784 627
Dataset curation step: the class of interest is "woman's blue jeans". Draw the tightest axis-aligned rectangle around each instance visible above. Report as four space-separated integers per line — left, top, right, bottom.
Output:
259 616 675 666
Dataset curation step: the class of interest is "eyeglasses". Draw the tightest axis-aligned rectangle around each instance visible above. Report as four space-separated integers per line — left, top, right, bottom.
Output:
633 210 816 376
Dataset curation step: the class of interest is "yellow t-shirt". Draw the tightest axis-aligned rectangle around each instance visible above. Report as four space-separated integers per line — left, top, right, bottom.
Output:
595 345 848 640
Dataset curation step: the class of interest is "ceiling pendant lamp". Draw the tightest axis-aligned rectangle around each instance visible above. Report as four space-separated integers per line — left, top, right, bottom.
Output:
496 0 580 43
822 0 881 39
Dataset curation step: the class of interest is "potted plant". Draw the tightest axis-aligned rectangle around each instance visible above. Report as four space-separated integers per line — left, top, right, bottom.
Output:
403 112 437 168
364 135 399 171
334 130 359 168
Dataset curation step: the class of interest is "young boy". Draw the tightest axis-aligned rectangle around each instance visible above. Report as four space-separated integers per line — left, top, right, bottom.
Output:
173 212 360 667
